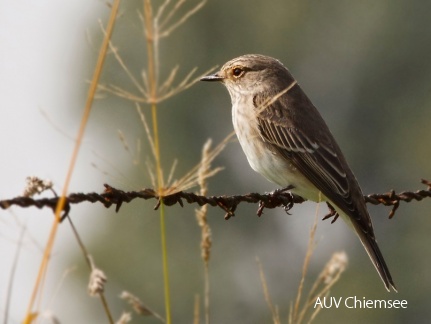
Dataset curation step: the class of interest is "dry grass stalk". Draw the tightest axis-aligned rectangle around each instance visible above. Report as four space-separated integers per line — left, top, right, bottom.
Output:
135 105 234 195
98 66 215 104
155 0 208 38
117 129 141 166
302 251 348 323
194 139 215 324
4 224 27 324
256 257 281 324
121 128 232 197
38 311 60 324
115 312 132 324
289 199 348 324
193 294 200 324
136 104 157 164
290 215 318 324
255 81 298 116
161 132 235 196
23 2 121 323
99 1 216 322
88 262 108 297
87 268 107 296
120 291 165 322
196 139 213 261
98 0 215 105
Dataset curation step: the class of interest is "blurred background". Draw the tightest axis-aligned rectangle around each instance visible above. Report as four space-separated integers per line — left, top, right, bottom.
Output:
1 0 431 323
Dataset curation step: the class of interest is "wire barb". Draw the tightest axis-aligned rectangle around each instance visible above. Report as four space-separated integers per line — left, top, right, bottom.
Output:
1 180 430 220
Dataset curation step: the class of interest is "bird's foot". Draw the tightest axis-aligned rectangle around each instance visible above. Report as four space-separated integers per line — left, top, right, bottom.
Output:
257 185 295 217
322 202 339 224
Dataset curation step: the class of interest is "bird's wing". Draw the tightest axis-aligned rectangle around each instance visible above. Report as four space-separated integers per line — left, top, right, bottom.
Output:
254 84 397 291
253 83 396 292
254 87 369 229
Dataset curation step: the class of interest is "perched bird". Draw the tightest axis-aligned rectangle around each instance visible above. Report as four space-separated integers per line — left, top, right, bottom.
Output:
201 54 396 291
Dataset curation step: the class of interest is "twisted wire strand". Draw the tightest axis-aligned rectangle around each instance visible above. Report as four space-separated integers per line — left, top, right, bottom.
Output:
1 180 430 221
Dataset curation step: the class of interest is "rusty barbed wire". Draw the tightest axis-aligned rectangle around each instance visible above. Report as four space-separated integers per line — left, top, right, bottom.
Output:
1 180 430 221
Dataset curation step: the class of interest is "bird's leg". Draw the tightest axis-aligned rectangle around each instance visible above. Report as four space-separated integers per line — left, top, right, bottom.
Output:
322 202 339 223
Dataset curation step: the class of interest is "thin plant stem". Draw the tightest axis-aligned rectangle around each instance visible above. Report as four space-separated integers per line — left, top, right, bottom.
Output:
159 202 171 322
144 0 171 322
4 225 26 324
151 104 171 323
66 216 114 322
256 257 280 324
196 140 214 324
291 195 321 324
22 0 121 322
193 294 200 324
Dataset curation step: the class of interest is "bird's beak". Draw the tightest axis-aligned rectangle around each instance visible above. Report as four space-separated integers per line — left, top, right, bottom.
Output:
200 72 224 82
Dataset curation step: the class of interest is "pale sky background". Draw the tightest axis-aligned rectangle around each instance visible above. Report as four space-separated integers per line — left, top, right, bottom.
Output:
0 1 109 322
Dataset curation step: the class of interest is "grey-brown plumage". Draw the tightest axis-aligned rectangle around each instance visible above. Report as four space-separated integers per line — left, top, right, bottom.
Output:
201 54 396 291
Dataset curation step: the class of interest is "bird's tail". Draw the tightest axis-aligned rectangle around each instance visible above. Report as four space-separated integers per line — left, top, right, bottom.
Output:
353 222 397 292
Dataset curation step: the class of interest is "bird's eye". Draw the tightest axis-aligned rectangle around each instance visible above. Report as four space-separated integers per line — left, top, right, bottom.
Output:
232 67 244 78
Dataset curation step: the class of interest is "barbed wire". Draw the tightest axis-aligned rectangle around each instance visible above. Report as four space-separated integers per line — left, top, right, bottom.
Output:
1 179 430 221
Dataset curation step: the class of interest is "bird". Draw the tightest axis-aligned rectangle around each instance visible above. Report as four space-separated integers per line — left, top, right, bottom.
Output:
200 54 396 292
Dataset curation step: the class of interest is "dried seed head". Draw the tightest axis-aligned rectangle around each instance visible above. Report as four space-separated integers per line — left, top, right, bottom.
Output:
23 176 53 197
88 268 107 296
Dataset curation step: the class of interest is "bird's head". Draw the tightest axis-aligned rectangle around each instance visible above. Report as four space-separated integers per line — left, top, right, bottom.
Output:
200 54 295 99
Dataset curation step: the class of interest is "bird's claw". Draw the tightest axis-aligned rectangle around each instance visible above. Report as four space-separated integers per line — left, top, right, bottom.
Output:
257 185 295 217
322 202 339 224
